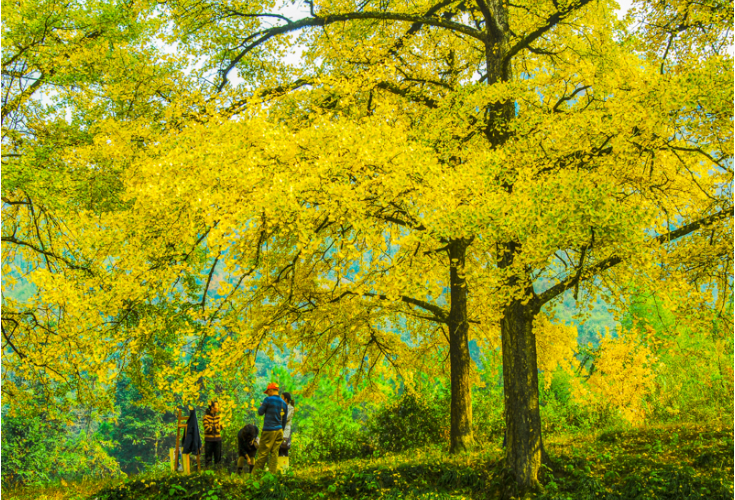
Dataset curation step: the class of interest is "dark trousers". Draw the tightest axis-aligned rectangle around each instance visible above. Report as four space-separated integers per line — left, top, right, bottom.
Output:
205 440 222 467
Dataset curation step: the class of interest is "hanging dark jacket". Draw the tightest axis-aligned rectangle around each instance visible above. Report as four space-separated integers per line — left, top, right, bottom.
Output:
181 409 202 454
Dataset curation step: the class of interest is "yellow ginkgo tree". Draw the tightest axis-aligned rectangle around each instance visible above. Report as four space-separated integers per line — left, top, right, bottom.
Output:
146 0 731 490
1 0 207 417
2 0 732 492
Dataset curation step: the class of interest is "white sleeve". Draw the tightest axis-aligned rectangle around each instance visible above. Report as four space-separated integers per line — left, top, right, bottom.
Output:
283 404 294 438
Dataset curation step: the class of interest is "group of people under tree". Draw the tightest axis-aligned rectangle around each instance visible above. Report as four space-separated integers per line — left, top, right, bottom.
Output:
194 382 295 475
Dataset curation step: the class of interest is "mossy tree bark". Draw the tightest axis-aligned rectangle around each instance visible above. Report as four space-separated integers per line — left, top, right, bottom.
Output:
447 238 474 453
500 294 544 490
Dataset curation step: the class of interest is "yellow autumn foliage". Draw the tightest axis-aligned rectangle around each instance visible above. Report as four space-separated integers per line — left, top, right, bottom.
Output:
534 314 578 390
573 327 656 424
2 0 730 455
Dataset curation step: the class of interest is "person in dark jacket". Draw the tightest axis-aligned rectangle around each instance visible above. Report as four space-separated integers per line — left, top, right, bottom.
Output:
237 423 259 474
251 382 288 475
203 400 224 467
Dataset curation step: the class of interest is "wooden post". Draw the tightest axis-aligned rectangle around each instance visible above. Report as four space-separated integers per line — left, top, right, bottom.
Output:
170 448 176 472
175 409 182 472
175 409 189 473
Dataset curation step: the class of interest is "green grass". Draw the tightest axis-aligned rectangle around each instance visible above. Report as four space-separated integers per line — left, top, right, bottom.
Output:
4 422 733 500
537 422 733 499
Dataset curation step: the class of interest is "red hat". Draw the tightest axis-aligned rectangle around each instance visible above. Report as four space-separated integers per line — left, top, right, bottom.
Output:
264 382 279 394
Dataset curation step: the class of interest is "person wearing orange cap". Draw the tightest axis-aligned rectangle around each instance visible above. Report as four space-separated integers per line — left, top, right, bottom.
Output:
251 382 288 475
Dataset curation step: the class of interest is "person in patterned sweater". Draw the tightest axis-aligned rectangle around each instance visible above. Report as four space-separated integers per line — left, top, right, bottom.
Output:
203 400 224 467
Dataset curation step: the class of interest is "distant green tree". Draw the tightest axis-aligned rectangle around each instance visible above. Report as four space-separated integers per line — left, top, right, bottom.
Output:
619 287 733 422
97 378 174 474
1 412 119 486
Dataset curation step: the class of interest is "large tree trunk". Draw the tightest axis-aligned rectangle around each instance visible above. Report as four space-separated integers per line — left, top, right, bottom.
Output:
501 290 544 491
448 238 474 453
481 0 546 490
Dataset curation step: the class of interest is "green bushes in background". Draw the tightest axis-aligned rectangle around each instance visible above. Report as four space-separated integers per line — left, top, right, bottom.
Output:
1 415 120 486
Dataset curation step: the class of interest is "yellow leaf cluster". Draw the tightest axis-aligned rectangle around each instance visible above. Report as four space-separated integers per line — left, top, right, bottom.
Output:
534 314 578 389
573 328 656 424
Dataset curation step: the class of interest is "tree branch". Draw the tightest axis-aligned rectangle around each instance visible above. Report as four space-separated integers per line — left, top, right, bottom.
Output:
363 292 449 323
218 12 484 90
208 225 268 325
387 0 461 56
537 207 735 305
375 81 439 108
323 288 449 323
201 251 222 308
473 0 495 35
1 319 25 359
502 0 593 73
370 213 428 232
223 10 295 24
1 236 92 274
1 196 30 205
552 85 590 113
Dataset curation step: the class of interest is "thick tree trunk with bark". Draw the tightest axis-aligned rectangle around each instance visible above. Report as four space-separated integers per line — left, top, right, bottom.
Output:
501 294 544 491
494 237 546 492
447 238 474 453
480 0 547 489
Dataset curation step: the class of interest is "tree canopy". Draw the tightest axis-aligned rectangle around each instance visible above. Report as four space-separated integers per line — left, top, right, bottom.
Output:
2 0 732 491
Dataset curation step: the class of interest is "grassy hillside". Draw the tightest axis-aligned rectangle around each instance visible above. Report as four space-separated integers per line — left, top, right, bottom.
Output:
5 422 732 500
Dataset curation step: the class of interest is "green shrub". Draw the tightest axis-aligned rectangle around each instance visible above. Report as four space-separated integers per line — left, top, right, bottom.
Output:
289 378 367 464
366 390 450 453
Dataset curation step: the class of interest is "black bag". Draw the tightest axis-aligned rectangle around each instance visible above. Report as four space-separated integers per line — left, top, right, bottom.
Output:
279 437 291 451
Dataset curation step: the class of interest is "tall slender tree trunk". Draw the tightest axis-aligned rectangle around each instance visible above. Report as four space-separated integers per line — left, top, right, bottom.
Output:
448 238 474 453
